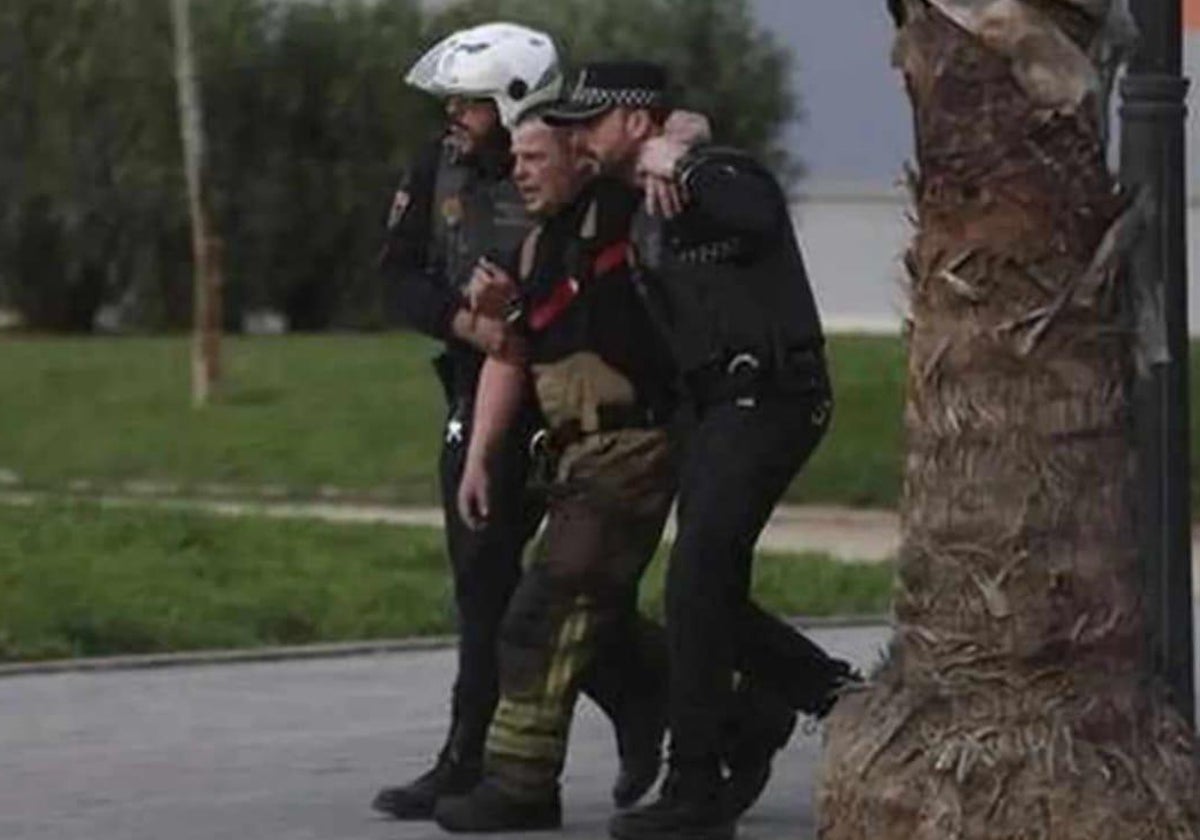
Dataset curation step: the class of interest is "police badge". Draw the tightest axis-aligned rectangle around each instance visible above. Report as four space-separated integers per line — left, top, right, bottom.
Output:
441 195 464 228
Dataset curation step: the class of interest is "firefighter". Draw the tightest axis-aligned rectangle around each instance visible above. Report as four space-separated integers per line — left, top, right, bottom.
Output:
432 112 677 832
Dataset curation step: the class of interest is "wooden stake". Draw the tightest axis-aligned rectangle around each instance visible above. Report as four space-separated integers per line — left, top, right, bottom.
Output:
170 0 222 407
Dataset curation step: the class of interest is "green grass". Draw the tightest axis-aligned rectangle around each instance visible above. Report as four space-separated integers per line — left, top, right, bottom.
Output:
0 502 893 662
793 335 905 508
0 333 446 502
0 333 903 508
2 333 1197 514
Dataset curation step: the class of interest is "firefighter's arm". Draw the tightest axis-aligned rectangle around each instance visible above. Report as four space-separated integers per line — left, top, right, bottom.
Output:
636 113 709 220
674 149 784 237
379 143 463 340
640 139 783 236
457 356 529 530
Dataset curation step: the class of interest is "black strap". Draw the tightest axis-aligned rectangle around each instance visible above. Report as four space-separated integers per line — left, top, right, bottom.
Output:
544 402 667 450
627 232 693 409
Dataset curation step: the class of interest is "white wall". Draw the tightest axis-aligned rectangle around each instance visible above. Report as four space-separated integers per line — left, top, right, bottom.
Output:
791 186 909 334
794 188 1200 336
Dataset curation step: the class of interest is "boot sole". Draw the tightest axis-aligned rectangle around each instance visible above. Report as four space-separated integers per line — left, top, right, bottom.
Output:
371 795 436 821
433 797 563 833
372 806 436 821
435 814 563 833
609 814 735 840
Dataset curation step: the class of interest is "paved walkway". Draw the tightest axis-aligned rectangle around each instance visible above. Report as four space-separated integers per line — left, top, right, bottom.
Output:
4 490 1200 839
2 490 902 561
0 625 889 840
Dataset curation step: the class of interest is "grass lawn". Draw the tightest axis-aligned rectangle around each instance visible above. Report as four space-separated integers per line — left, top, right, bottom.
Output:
2 332 1196 514
0 502 893 662
0 332 903 508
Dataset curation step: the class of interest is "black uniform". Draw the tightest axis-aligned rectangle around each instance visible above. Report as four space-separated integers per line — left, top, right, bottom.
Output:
379 138 537 779
378 139 654 817
615 145 856 838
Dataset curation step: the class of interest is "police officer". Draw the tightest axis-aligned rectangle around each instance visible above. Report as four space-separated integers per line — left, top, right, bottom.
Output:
544 63 859 840
431 113 677 833
374 27 661 820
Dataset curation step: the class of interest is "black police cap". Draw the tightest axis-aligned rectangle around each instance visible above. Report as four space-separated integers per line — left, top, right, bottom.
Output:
542 61 670 125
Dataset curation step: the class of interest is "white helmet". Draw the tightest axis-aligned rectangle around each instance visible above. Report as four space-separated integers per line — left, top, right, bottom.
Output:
406 22 563 130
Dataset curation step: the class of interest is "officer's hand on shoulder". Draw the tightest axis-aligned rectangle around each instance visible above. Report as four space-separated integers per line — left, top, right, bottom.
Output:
642 174 686 219
638 137 690 219
638 136 688 181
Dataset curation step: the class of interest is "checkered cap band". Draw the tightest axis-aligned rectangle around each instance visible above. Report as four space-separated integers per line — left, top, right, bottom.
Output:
572 86 663 108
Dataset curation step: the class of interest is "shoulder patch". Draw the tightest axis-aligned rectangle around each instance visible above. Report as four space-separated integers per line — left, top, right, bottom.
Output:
580 200 599 240
387 189 411 229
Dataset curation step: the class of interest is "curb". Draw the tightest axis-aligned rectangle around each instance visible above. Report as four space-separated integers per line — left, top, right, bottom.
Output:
0 616 891 680
0 636 458 679
0 473 412 508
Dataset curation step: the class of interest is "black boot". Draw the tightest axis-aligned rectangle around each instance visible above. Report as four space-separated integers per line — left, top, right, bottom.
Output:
584 613 670 809
371 750 481 820
721 681 796 818
372 718 486 820
612 691 668 808
609 760 733 840
434 779 562 833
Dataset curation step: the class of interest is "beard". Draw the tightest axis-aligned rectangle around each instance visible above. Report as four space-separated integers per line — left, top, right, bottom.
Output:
444 119 510 164
444 122 477 157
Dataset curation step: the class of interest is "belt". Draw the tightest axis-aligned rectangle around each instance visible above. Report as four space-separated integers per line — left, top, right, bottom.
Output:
532 402 670 455
685 347 828 406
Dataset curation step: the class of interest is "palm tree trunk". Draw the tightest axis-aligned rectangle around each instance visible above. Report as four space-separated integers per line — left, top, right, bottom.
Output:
819 3 1200 837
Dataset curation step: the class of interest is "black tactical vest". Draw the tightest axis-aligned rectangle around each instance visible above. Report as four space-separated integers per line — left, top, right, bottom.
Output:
430 144 530 294
631 150 824 376
429 143 533 401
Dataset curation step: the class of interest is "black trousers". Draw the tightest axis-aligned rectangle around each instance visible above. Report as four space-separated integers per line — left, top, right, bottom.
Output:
666 383 843 766
437 398 541 759
436 400 666 764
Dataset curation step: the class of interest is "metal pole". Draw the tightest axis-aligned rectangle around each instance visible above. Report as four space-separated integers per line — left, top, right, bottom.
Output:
1120 0 1193 721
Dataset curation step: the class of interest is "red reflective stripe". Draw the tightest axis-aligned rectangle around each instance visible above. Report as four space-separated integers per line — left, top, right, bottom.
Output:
528 240 630 332
594 240 629 277
529 278 579 332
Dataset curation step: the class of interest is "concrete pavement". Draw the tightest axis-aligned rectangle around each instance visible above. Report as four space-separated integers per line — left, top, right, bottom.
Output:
0 625 889 840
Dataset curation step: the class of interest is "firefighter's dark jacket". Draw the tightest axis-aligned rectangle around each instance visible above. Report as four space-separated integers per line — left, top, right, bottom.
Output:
512 177 676 428
641 145 825 376
378 138 531 398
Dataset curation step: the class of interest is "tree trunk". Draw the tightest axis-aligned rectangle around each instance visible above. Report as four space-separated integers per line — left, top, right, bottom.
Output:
819 3 1200 838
